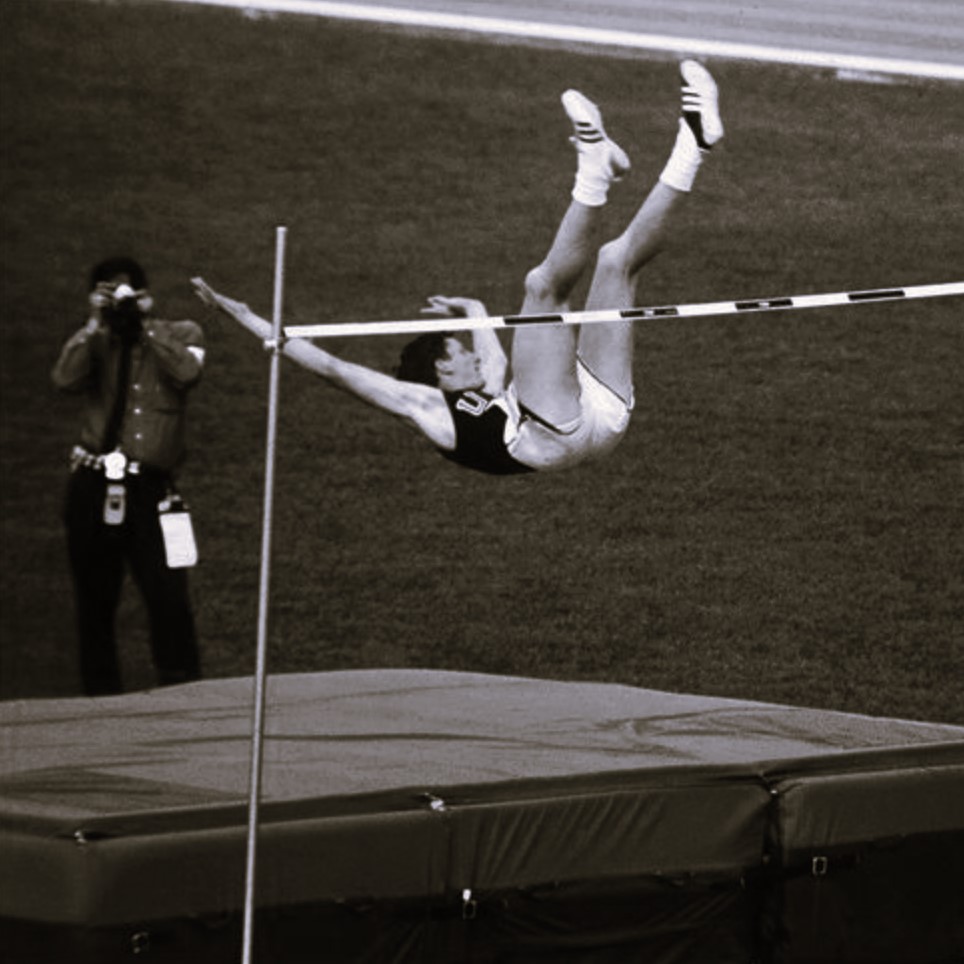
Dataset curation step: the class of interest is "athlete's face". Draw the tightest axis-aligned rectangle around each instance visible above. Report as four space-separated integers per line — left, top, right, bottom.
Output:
437 337 484 391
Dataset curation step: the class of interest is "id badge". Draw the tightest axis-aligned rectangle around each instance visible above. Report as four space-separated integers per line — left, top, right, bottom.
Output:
103 482 126 525
159 503 198 568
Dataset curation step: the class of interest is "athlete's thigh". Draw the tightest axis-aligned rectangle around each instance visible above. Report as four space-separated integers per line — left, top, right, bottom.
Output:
577 321 634 406
511 291 581 426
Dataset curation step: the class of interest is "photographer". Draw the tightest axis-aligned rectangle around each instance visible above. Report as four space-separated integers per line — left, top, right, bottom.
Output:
52 257 205 695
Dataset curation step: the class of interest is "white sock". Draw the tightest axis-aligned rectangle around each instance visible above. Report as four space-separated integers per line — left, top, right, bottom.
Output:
572 150 613 207
659 120 705 194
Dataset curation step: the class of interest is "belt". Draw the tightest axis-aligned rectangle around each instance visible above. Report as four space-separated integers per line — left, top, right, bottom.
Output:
70 445 142 479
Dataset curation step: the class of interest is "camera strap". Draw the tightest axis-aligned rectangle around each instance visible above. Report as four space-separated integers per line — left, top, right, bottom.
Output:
102 337 133 451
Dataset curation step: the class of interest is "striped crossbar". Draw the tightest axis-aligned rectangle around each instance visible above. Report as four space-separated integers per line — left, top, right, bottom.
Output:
284 282 964 339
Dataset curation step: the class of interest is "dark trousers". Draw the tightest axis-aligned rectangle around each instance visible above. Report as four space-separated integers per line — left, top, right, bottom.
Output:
64 466 200 696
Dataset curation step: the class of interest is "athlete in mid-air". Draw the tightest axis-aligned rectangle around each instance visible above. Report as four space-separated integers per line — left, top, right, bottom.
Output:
195 60 724 475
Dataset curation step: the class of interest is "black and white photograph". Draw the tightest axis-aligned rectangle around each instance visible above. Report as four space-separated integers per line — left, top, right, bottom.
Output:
1 1 963 961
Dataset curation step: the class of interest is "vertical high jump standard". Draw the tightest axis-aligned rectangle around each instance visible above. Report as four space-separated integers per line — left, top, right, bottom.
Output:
242 226 287 964
235 229 961 961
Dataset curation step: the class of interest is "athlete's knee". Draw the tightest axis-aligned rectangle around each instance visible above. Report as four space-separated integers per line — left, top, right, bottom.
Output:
524 264 565 308
592 239 632 284
599 232 664 280
595 237 655 288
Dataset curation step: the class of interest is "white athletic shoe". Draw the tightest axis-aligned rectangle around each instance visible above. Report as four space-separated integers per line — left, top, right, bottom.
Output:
680 60 724 150
561 89 631 180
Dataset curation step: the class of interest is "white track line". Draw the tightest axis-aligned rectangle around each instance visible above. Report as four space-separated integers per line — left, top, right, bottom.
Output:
178 0 964 81
169 0 964 82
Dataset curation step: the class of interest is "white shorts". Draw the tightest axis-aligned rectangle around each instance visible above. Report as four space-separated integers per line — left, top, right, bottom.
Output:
506 359 633 471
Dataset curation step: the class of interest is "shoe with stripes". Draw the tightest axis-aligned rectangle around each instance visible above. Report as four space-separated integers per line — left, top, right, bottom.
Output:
680 60 724 150
561 89 630 179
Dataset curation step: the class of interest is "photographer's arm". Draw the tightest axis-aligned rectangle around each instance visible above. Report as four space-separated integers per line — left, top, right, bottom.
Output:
143 320 206 389
51 315 105 392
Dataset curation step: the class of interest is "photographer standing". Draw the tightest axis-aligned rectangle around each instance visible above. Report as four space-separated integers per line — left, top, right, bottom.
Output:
52 257 205 696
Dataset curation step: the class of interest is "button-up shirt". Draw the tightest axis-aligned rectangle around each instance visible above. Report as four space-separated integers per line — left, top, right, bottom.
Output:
52 318 205 472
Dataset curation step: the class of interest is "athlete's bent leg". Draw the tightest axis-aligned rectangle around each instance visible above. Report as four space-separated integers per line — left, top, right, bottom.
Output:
579 60 724 403
512 90 629 426
579 182 685 403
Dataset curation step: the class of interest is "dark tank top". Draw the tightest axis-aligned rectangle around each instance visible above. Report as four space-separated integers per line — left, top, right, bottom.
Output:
440 390 534 475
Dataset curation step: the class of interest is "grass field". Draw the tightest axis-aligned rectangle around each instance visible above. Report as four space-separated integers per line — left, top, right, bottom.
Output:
1 0 962 723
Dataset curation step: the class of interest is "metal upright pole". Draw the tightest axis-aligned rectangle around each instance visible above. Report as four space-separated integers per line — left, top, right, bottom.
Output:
241 225 287 964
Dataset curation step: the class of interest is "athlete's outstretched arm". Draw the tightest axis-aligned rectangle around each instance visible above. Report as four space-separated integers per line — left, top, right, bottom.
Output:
192 279 456 449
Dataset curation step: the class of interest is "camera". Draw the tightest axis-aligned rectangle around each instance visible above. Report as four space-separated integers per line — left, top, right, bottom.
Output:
103 283 144 340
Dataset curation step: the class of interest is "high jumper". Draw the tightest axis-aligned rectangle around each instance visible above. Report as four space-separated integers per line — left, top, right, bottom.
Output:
195 60 724 475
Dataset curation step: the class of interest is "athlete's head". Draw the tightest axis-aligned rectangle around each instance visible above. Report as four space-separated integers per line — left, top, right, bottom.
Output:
397 333 483 391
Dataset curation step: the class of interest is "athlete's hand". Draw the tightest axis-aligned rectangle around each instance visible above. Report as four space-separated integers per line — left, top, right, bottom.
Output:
191 277 220 310
422 295 488 318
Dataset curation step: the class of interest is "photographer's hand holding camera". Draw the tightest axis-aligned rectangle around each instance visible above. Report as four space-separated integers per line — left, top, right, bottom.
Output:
90 279 144 340
52 258 205 696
